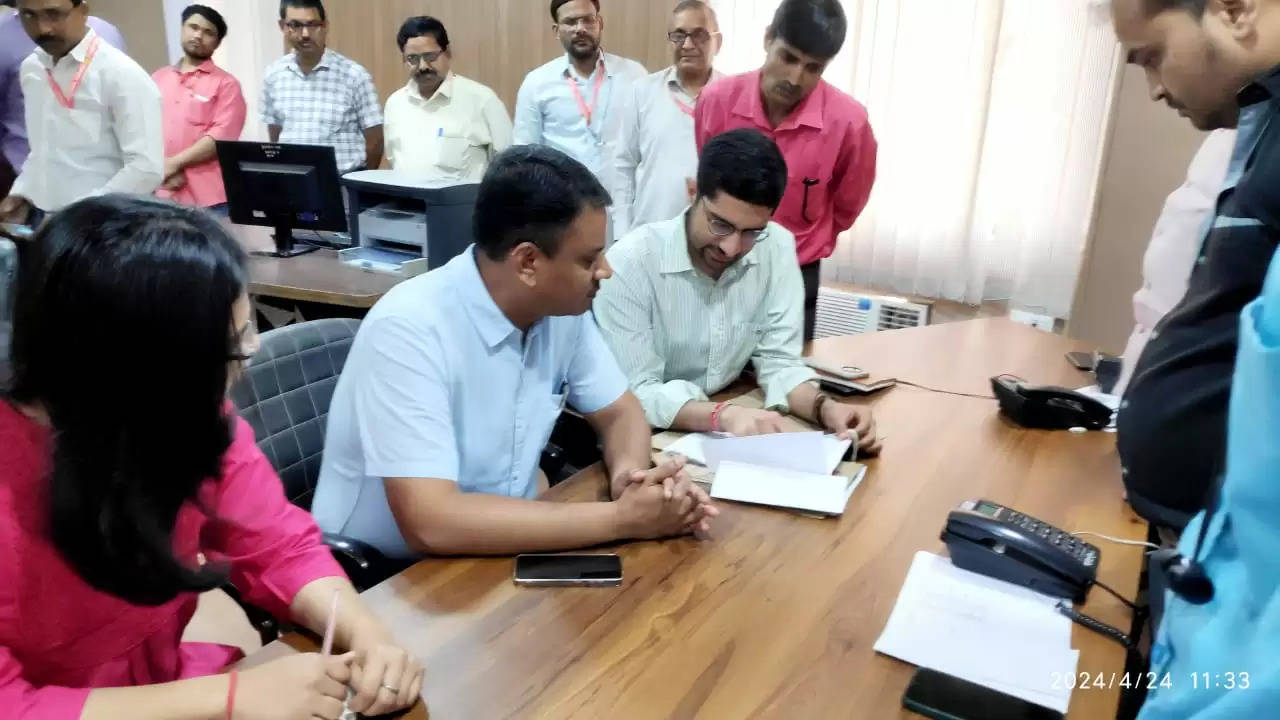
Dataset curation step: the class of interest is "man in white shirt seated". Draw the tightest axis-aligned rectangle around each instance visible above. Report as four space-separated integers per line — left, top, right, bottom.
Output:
614 0 723 239
594 129 881 453
312 145 717 559
383 16 512 183
0 0 161 224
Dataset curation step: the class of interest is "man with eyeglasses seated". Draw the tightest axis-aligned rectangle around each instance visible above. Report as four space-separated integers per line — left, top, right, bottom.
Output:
613 0 723 239
383 16 510 183
595 129 881 452
261 0 382 173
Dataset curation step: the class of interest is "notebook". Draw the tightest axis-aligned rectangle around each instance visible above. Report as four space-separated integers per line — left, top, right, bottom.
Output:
665 430 851 476
710 461 866 516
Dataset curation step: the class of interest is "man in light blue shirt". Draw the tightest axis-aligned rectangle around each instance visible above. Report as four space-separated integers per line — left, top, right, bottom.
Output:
514 0 647 242
596 129 880 454
313 145 717 559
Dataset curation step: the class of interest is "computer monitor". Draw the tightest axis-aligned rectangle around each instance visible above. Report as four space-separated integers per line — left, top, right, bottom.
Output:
217 141 348 257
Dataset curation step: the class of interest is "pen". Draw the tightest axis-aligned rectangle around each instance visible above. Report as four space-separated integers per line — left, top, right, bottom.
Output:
320 590 340 656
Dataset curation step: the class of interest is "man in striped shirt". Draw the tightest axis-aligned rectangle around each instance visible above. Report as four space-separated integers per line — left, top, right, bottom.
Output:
595 129 880 454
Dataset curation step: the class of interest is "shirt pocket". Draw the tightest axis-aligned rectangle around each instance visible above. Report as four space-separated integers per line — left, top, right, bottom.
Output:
788 174 829 228
183 93 215 127
435 134 473 172
66 106 104 146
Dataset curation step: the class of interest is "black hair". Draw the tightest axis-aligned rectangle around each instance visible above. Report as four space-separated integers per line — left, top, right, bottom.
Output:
473 146 612 262
550 0 599 23
8 195 249 606
279 0 325 22
396 15 449 53
183 4 228 41
769 0 848 60
697 129 789 210
1142 0 1207 15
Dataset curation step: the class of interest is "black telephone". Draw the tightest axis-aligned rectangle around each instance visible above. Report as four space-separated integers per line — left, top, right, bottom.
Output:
941 500 1099 603
990 375 1112 430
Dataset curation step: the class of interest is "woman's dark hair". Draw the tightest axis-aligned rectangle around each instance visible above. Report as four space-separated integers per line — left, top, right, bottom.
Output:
8 195 248 606
473 145 611 261
697 129 789 210
396 15 449 53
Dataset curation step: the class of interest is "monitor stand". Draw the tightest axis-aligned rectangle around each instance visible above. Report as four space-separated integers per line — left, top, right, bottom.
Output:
251 221 321 258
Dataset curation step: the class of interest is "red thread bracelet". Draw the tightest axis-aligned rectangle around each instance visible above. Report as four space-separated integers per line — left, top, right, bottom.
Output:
225 669 238 720
710 401 729 432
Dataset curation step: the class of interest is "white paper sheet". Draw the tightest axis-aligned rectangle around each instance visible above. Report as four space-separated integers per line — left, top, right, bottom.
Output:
710 460 865 516
875 551 1080 714
1075 384 1119 431
669 431 851 475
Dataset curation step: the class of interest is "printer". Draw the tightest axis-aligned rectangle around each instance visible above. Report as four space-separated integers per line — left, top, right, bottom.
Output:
338 170 479 278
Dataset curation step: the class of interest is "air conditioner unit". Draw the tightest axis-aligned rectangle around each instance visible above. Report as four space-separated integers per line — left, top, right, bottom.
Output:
814 287 932 338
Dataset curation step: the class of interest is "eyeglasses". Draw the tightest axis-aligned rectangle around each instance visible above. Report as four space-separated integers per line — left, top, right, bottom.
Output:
227 316 260 363
558 15 600 30
668 30 719 47
404 51 443 67
702 201 768 244
283 20 325 33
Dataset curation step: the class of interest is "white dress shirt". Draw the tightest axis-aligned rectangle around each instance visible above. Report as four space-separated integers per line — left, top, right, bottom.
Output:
11 29 162 211
614 66 721 238
594 213 816 428
384 72 512 184
514 51 647 241
1114 129 1235 395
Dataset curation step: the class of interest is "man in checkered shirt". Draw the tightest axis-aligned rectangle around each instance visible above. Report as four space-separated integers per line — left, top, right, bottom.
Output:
262 0 383 172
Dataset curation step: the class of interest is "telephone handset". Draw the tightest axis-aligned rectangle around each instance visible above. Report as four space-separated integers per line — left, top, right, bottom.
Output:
990 375 1113 430
941 500 1099 603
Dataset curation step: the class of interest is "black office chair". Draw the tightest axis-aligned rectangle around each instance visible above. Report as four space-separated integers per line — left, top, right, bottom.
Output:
227 318 407 642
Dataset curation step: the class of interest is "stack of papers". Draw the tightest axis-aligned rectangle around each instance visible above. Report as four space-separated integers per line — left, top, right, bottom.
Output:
874 551 1080 714
666 430 851 475
663 431 865 516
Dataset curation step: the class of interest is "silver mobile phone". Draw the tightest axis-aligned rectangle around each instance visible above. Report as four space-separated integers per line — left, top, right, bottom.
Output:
513 553 622 587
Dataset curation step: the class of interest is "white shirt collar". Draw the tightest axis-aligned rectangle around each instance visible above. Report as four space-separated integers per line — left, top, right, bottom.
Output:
37 27 98 69
406 71 454 103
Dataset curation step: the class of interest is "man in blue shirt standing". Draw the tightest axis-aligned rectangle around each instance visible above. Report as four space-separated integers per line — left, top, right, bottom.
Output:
313 145 717 559
514 0 647 244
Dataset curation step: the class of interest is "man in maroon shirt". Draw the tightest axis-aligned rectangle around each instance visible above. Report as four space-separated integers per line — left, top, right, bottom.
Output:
695 0 876 340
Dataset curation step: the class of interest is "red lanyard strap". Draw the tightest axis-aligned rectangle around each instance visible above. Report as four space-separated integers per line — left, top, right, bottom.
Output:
566 60 606 127
45 35 101 110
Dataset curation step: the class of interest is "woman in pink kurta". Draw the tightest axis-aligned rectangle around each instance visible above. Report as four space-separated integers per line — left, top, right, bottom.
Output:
1 195 423 719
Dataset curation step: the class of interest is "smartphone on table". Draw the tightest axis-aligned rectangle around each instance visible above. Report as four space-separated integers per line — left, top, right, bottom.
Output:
902 668 1064 720
513 553 622 587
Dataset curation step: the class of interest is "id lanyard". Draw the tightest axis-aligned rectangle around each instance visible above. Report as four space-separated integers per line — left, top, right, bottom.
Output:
669 89 695 117
45 35 101 109
566 60 606 143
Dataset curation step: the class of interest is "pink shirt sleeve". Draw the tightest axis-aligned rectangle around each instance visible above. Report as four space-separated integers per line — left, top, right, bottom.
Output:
0 647 92 720
694 90 714 153
203 416 345 619
831 117 878 234
207 75 247 143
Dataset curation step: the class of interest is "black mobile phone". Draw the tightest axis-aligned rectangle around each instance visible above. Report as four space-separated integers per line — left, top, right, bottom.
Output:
1065 351 1095 371
902 668 1064 720
513 553 622 587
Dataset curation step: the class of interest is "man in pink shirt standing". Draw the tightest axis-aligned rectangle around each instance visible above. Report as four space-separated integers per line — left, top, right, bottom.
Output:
695 0 876 340
153 4 246 214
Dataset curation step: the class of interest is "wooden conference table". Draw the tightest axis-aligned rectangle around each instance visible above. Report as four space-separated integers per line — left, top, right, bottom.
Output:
242 319 1147 719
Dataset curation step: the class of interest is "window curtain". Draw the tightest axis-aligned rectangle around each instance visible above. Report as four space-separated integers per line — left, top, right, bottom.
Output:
711 0 1121 318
